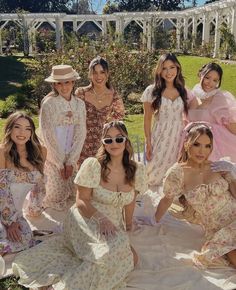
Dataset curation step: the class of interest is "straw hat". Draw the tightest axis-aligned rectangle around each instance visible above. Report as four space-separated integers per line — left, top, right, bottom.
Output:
45 64 80 83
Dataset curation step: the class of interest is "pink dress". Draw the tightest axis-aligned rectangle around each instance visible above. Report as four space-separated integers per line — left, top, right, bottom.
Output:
189 85 236 162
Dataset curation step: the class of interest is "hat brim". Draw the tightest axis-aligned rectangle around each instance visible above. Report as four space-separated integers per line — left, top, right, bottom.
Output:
45 75 81 83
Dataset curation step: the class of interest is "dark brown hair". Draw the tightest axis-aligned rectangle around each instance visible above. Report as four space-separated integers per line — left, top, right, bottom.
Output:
152 53 188 114
96 121 137 185
198 62 223 89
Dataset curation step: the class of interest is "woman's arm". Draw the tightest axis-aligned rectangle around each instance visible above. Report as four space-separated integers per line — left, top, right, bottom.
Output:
155 196 174 222
225 123 236 135
143 102 153 161
76 185 97 218
76 185 117 240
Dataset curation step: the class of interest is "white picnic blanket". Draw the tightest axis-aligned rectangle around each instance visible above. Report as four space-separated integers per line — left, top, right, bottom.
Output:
2 192 236 290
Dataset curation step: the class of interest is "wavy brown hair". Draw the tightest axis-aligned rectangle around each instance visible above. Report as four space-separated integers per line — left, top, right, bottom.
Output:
152 53 188 114
96 121 137 186
2 111 44 173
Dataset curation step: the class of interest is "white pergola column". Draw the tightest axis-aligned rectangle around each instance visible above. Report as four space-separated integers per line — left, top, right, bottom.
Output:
202 13 210 44
22 16 30 56
231 7 236 40
192 16 197 48
115 17 124 38
142 20 147 49
176 19 181 50
147 18 152 51
55 16 63 50
102 19 107 36
184 18 188 40
0 29 2 54
73 20 77 32
213 12 220 58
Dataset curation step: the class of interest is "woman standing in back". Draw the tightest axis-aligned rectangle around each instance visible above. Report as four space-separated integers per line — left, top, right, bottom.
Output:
76 56 125 166
40 64 86 211
141 53 198 190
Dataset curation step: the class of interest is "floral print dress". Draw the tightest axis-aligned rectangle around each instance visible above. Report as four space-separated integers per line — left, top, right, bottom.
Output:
78 89 125 165
0 169 45 254
13 157 147 290
39 94 86 210
163 163 236 268
141 84 195 188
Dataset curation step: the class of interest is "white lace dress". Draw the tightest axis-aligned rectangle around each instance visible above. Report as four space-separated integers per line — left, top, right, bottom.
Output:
39 94 86 210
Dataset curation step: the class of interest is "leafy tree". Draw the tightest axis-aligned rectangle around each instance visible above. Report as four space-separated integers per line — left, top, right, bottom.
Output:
0 0 73 13
103 0 186 12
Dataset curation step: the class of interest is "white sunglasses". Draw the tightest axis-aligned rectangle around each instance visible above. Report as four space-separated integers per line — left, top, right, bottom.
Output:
102 136 126 145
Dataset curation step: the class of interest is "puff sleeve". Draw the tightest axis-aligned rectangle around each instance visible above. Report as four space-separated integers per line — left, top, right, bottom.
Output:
110 91 125 120
210 91 236 125
134 163 148 195
74 157 101 188
162 163 184 199
140 85 155 103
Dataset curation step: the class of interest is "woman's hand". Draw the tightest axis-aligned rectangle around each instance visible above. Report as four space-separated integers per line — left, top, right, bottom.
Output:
6 222 22 242
134 215 158 226
145 142 152 161
92 211 117 240
211 160 236 180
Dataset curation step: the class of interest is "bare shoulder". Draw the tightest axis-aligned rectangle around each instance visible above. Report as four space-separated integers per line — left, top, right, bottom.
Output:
0 145 6 168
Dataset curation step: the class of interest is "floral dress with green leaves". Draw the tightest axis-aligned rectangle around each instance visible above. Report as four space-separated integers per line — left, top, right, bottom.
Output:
13 157 147 290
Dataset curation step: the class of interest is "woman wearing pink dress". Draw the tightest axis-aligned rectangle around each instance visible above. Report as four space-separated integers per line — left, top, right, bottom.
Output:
189 62 236 162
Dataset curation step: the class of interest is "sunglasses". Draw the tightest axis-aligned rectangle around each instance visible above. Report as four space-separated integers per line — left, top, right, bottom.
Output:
102 136 126 145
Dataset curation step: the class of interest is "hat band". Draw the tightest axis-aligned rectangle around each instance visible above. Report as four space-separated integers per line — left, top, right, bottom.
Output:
51 72 76 80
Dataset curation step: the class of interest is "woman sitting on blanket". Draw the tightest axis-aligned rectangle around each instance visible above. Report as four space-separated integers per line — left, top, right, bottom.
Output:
139 122 236 268
13 120 147 290
0 111 46 255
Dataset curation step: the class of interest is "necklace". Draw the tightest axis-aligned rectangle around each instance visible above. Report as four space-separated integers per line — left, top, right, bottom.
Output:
92 88 105 103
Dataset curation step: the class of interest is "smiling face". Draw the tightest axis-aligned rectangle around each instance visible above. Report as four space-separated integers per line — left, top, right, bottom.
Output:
161 60 178 84
90 64 108 88
10 117 32 146
201 70 220 93
103 127 126 158
186 134 212 165
54 80 74 99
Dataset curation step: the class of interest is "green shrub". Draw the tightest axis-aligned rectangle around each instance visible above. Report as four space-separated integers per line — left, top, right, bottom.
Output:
0 94 17 117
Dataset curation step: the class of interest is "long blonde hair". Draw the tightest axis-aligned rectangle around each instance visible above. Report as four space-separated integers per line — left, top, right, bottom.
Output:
96 121 137 185
2 111 44 173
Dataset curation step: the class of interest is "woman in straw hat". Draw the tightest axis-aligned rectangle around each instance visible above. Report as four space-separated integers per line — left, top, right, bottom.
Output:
75 56 125 166
40 64 86 211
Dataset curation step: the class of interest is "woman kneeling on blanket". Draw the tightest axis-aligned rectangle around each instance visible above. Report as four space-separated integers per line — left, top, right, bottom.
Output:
139 122 236 268
13 120 147 290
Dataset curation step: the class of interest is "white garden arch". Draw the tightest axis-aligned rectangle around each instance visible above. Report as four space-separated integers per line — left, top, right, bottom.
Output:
0 0 235 57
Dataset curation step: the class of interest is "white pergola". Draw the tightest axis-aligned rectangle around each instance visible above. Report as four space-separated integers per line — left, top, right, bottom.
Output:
0 0 235 57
